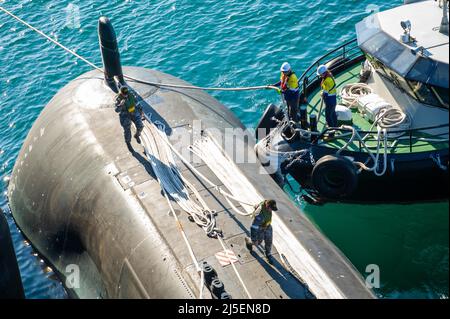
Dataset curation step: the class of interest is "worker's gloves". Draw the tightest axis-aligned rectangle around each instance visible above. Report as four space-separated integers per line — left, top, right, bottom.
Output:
115 99 126 112
114 103 123 113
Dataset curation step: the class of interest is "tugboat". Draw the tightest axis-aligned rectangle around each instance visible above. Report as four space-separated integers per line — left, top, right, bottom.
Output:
255 0 449 202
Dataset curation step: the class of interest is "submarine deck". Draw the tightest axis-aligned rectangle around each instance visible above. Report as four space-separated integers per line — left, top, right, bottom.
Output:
113 113 312 299
80 68 374 299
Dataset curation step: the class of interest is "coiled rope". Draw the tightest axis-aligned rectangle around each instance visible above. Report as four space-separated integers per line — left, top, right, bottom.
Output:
340 83 372 109
360 107 411 141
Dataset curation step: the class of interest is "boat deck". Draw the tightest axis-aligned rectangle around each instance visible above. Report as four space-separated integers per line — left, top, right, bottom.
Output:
306 63 449 154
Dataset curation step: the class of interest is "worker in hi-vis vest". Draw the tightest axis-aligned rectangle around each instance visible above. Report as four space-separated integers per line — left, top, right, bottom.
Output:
245 199 278 264
115 86 144 147
272 62 300 122
317 64 338 136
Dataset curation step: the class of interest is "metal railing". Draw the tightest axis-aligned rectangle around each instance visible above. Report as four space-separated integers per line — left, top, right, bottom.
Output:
299 38 363 96
315 124 449 153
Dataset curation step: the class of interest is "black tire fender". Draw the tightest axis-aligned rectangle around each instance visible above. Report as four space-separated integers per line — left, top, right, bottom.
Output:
311 155 358 199
256 104 284 140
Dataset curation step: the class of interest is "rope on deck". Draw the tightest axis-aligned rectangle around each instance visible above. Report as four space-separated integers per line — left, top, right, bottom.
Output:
141 117 253 299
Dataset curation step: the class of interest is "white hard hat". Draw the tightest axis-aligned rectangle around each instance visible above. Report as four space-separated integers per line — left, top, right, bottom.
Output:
317 64 328 76
280 62 291 72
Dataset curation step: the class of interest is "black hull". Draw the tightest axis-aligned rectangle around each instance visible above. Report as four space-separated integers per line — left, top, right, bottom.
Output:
287 143 449 202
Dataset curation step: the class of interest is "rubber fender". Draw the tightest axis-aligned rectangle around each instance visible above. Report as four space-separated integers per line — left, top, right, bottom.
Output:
311 155 358 199
256 104 284 140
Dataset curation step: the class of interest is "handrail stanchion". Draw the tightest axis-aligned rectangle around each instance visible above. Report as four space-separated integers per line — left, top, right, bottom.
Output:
410 131 413 153
303 78 307 101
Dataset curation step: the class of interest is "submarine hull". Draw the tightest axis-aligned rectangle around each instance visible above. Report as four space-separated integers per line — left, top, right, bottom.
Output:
8 67 374 299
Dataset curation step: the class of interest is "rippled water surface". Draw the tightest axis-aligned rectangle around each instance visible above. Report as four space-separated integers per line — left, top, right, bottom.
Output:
0 0 448 298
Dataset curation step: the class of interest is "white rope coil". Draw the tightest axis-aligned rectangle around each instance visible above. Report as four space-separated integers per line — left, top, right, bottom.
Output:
340 83 373 109
375 108 411 136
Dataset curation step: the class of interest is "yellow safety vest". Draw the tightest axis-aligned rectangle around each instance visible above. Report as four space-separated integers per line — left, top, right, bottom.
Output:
321 75 337 95
118 94 136 113
252 201 272 227
280 72 299 91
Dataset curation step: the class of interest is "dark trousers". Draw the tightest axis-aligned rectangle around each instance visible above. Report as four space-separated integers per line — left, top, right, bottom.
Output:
120 112 144 143
250 224 273 256
284 90 300 122
324 94 338 128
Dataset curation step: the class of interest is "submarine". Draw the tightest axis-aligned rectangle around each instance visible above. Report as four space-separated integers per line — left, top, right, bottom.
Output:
6 16 375 299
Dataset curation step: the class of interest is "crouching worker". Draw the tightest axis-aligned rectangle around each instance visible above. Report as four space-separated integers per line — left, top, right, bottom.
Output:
115 86 144 146
245 199 278 264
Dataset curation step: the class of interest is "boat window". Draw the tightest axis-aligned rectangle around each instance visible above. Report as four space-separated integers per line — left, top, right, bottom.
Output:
359 31 417 77
377 39 406 67
406 58 449 89
360 32 390 61
431 86 449 108
367 54 448 109
406 58 436 84
355 19 381 45
430 61 450 89
408 80 442 106
358 29 448 89
389 70 417 100
390 48 417 76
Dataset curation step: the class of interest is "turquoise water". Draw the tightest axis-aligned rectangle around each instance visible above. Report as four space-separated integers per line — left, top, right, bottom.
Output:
0 0 447 298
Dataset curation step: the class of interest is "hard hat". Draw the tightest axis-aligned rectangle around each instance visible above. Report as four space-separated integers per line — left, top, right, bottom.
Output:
280 62 291 72
120 86 129 94
317 64 328 76
266 199 278 211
